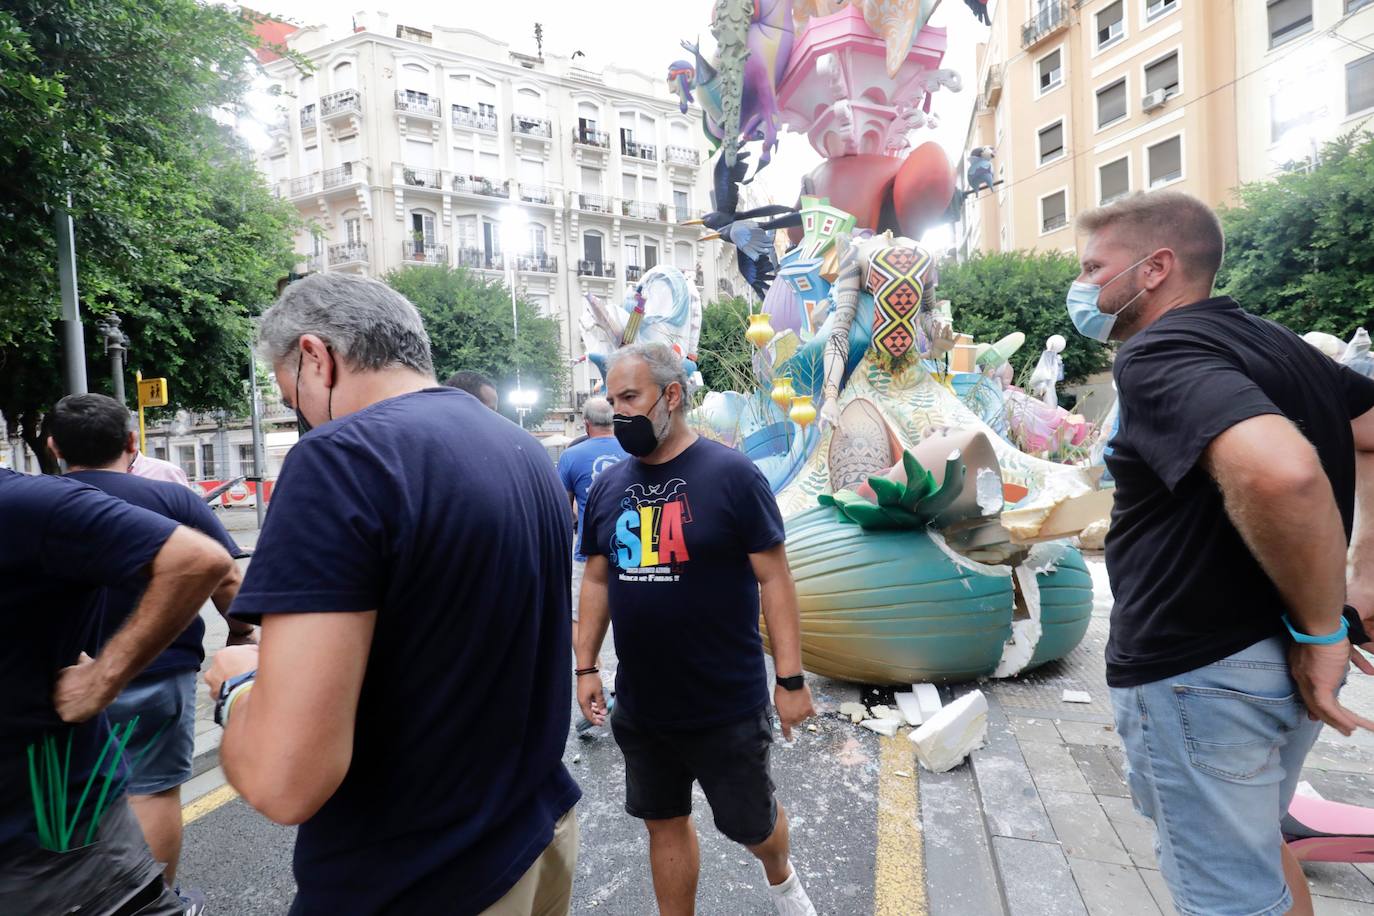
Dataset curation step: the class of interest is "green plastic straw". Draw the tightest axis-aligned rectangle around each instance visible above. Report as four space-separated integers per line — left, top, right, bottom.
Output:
84 716 139 846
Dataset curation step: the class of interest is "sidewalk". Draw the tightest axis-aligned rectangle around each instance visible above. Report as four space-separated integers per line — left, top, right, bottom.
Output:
922 558 1374 916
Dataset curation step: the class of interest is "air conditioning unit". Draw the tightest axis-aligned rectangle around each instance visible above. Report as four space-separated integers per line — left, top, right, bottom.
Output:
1142 89 1169 112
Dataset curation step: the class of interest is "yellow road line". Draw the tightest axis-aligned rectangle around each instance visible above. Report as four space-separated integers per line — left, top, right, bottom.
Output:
873 733 927 916
183 784 239 825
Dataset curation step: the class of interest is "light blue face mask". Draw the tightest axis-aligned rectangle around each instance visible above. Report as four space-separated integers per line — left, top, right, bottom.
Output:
1066 256 1151 342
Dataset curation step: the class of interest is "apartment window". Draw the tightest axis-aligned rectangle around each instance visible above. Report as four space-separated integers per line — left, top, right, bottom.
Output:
177 445 196 479
1099 157 1130 204
1348 53 1374 115
1268 0 1312 48
1097 79 1128 128
1040 190 1068 233
238 444 257 478
1037 49 1063 93
1145 53 1180 98
673 188 690 221
1148 136 1183 187
1038 121 1065 164
1146 0 1178 20
153 446 168 462
345 217 362 246
1097 1 1125 50
201 443 216 479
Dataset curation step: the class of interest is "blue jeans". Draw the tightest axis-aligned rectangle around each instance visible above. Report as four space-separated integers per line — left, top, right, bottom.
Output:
1110 637 1325 916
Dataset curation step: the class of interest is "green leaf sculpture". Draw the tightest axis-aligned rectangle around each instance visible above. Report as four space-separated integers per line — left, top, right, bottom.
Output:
818 450 967 530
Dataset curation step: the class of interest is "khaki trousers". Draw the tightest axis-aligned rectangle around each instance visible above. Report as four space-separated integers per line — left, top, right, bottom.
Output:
479 809 579 916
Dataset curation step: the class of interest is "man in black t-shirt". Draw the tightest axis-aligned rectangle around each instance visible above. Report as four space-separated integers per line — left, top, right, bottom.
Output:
1069 190 1374 916
576 342 819 916
48 393 251 898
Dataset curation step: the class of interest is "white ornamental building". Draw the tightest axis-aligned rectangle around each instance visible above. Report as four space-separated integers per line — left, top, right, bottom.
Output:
256 12 734 403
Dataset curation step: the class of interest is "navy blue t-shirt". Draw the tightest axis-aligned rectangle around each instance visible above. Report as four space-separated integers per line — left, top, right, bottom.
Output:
556 434 627 559
0 470 177 854
579 437 784 729
230 387 581 915
68 470 242 677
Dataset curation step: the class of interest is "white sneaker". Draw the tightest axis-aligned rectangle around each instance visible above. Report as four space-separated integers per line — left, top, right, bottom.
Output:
765 862 817 916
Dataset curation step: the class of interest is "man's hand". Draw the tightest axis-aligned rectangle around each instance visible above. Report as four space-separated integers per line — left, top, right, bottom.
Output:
773 683 816 741
207 644 260 699
577 673 608 727
226 626 260 648
54 653 117 723
1288 641 1374 736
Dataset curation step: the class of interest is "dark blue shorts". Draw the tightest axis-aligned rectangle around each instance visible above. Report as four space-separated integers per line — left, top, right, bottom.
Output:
106 669 197 795
610 705 777 846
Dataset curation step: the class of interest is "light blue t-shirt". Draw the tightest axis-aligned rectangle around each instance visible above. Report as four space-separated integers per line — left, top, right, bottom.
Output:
557 434 629 560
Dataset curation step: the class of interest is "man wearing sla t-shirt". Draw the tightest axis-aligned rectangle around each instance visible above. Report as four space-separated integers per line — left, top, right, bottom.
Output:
576 342 819 916
207 274 580 915
1070 191 1374 916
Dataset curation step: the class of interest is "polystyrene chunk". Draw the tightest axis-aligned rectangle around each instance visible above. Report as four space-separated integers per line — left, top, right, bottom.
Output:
839 701 869 723
893 692 923 726
914 683 943 721
860 718 902 737
869 705 897 721
1062 690 1092 704
909 690 988 773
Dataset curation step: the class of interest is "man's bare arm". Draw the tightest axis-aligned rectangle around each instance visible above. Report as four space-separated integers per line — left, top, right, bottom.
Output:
55 526 233 722
750 544 815 739
574 556 612 725
216 610 376 825
1347 407 1374 623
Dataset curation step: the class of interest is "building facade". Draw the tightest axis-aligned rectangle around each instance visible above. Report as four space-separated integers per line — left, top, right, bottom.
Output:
960 0 1239 256
1236 0 1374 182
257 12 725 403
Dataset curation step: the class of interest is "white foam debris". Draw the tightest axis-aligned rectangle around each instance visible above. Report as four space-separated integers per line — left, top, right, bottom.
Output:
1062 690 1092 704
893 691 924 726
869 704 898 721
860 718 902 737
839 701 869 723
914 683 943 721
910 690 989 773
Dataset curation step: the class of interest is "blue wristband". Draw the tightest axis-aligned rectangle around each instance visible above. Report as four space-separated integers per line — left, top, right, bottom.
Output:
1282 614 1349 645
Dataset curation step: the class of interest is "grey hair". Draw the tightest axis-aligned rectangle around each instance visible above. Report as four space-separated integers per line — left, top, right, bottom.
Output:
258 274 434 375
582 396 615 427
605 342 689 412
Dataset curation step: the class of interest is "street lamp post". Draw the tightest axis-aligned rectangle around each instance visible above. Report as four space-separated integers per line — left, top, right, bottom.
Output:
97 315 129 404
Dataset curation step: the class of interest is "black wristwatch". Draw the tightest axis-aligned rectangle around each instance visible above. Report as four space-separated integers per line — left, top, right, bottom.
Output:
1344 606 1371 645
776 674 805 691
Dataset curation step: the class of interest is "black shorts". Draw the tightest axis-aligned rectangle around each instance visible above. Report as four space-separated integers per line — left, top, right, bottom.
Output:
610 704 777 846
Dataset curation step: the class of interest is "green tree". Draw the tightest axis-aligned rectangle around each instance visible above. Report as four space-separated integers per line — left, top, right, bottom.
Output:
384 265 566 423
1217 131 1374 339
696 296 756 394
0 2 301 470
935 250 1111 386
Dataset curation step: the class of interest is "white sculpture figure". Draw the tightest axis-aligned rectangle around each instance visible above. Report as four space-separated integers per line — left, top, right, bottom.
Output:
1340 327 1374 379
1028 334 1066 407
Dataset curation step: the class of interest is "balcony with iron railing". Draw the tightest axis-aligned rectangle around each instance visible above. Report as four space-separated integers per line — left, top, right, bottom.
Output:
451 173 510 198
456 247 505 271
518 184 556 206
577 192 614 214
452 106 499 132
666 145 700 166
300 104 317 131
1022 1 1068 49
983 64 1003 107
621 199 668 221
402 242 449 265
323 162 364 190
397 165 444 189
626 265 645 281
329 242 368 265
395 90 441 118
621 139 658 161
289 174 319 197
573 127 610 148
321 89 362 120
512 253 558 274
577 259 617 279
512 114 552 138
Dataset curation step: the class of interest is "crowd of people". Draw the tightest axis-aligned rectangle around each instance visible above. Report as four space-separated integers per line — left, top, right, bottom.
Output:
0 189 1372 916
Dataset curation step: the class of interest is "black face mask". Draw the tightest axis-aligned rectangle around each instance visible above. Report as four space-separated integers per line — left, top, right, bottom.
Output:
294 346 334 434
613 388 668 458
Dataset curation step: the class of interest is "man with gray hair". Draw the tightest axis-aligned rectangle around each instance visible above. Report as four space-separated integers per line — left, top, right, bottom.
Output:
575 342 818 915
205 274 581 914
557 395 627 653
1072 190 1374 915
